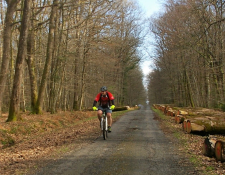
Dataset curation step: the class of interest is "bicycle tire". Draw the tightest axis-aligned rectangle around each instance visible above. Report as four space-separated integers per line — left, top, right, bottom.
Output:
103 120 107 140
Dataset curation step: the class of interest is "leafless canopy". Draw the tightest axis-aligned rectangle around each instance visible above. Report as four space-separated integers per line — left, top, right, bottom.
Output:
0 0 147 121
148 0 225 110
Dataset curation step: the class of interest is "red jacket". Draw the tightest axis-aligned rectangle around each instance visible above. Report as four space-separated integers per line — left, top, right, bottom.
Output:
94 91 114 108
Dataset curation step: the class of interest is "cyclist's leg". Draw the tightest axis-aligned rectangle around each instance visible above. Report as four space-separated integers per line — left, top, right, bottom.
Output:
97 106 103 121
106 108 112 127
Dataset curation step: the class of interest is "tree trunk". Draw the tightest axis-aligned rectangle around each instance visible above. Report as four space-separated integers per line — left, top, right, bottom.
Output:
79 51 88 111
73 5 81 111
184 69 195 107
26 10 38 113
73 57 79 111
36 0 58 114
0 0 20 116
7 0 31 122
49 4 60 114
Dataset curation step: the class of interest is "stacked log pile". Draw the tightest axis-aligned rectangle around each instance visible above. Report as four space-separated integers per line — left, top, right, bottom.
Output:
175 110 188 124
153 104 225 134
153 104 176 117
153 104 225 162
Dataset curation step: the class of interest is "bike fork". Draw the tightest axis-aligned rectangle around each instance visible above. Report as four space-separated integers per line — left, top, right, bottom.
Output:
101 117 104 130
101 115 108 131
105 117 108 131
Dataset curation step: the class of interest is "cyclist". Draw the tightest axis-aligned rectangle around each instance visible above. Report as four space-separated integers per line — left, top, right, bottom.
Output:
92 86 115 132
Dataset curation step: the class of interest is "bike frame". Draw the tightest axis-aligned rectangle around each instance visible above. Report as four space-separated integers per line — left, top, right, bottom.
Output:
100 108 108 140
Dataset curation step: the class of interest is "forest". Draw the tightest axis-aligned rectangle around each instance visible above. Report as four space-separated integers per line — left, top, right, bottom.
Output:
2 0 225 122
147 0 225 111
0 0 147 121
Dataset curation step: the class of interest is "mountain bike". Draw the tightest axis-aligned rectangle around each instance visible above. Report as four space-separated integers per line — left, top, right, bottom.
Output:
100 108 108 140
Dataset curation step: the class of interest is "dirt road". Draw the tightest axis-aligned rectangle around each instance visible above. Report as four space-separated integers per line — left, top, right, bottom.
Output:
33 106 198 175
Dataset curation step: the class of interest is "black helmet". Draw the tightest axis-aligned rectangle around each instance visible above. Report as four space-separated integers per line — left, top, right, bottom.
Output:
100 86 107 91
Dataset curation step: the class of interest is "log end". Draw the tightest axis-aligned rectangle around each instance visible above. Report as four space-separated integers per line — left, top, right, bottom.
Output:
182 120 187 132
215 140 225 162
187 120 191 134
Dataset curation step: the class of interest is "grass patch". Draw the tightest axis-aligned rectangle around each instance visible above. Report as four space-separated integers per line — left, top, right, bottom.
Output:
113 110 130 118
1 136 15 148
0 129 7 134
189 155 201 167
39 120 44 125
58 120 65 126
84 116 98 122
85 110 131 121
9 126 18 134
206 166 215 171
51 144 72 159
56 145 70 154
173 132 181 139
151 107 166 119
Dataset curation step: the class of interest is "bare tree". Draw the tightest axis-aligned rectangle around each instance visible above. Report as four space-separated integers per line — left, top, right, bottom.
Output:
7 0 31 121
36 0 58 114
148 0 225 110
0 0 147 116
0 0 20 116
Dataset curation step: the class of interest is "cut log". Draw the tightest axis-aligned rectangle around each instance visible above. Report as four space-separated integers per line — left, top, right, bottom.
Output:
168 109 175 117
186 120 191 134
152 104 157 109
166 108 171 116
164 106 175 117
195 120 225 134
164 106 170 114
154 105 225 135
175 115 185 124
190 122 205 132
186 121 205 134
202 137 216 157
183 119 205 133
182 120 187 132
113 106 130 111
181 116 225 134
160 105 166 112
215 140 225 162
178 110 188 115
175 115 179 124
153 104 176 116
202 136 225 162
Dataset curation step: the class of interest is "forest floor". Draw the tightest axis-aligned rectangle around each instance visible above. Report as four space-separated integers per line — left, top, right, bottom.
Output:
0 107 224 175
152 108 225 175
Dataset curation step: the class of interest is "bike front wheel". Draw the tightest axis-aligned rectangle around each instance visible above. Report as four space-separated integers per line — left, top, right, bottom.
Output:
103 120 107 140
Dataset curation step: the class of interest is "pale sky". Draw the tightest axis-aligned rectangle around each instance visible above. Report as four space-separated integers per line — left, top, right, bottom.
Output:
138 0 162 17
137 0 163 76
136 0 163 89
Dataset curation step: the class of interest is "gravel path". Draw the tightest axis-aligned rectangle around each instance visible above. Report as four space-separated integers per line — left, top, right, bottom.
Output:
32 106 198 175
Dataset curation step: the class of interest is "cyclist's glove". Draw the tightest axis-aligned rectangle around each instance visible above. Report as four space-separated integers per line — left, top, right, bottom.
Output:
93 106 98 111
110 105 115 110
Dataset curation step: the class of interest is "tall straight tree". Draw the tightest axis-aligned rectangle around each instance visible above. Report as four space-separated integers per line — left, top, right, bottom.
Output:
0 0 20 116
147 0 225 109
7 0 31 122
36 0 58 114
0 0 147 113
26 1 46 114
